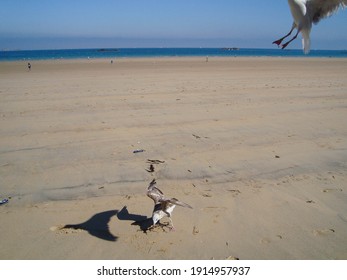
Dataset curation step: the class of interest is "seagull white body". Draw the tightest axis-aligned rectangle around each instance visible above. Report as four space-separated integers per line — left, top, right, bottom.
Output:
273 0 347 54
147 179 192 230
152 203 176 226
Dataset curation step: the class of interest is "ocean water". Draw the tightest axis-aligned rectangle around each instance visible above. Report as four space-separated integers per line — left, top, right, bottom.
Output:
1 48 347 61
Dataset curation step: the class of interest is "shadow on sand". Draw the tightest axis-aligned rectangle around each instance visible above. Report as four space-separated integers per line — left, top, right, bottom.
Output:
61 206 152 241
62 210 119 242
117 206 153 232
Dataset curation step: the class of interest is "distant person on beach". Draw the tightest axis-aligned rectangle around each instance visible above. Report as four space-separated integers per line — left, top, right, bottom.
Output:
28 63 31 71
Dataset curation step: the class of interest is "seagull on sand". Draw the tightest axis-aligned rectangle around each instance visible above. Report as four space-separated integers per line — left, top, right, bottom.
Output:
273 0 347 54
147 179 192 231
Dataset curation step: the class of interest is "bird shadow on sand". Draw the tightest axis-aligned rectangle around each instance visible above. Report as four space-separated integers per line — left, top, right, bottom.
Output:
117 206 153 233
60 206 152 241
62 210 119 242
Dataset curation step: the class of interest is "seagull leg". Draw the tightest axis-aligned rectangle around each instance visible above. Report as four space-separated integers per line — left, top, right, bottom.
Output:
147 224 156 231
147 222 165 232
281 29 300 49
273 24 295 46
273 36 287 46
168 217 176 231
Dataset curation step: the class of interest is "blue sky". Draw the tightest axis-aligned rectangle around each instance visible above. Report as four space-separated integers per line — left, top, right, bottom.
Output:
1 0 346 50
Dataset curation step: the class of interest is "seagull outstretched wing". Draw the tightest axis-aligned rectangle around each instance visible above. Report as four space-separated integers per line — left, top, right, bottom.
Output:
308 0 347 23
166 198 193 209
146 179 193 209
147 179 165 204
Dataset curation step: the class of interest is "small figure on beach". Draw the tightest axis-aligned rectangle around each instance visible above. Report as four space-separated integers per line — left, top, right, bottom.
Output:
27 63 31 71
144 179 192 231
206 56 209 62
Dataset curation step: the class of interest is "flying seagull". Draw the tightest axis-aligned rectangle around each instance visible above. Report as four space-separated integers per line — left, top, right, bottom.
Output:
147 179 192 231
273 0 347 54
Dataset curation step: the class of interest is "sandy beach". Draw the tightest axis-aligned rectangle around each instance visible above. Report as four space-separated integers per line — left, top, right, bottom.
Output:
0 57 346 260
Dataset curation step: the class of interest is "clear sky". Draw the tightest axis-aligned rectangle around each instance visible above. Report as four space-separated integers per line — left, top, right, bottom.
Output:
1 0 346 50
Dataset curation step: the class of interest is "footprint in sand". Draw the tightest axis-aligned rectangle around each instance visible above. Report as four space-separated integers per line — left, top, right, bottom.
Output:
260 235 283 244
228 189 241 197
192 226 199 235
323 188 342 193
260 238 271 244
213 215 219 224
313 228 335 237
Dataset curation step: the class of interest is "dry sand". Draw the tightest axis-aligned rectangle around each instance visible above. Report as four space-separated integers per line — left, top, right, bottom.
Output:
0 57 346 260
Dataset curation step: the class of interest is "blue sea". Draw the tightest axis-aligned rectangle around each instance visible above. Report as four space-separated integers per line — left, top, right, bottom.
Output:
1 48 347 61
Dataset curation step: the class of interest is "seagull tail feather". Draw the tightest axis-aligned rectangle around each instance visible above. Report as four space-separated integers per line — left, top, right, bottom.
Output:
301 29 311 54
